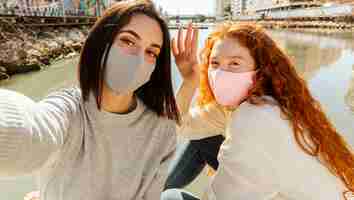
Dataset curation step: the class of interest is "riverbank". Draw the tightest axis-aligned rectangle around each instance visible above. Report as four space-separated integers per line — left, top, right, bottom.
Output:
257 20 354 32
0 20 89 80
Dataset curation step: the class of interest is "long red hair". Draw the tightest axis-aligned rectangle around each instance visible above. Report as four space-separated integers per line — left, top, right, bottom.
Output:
198 22 354 193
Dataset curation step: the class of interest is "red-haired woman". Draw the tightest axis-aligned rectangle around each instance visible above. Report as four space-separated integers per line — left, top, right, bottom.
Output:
163 22 354 200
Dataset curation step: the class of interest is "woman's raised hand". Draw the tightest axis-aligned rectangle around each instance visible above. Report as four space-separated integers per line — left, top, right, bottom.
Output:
172 23 199 86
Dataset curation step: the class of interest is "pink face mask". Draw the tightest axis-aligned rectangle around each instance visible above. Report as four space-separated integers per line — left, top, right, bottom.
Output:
208 68 256 107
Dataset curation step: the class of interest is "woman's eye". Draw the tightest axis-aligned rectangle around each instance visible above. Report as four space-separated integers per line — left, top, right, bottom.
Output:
147 50 158 58
120 38 135 46
210 61 218 65
231 62 239 66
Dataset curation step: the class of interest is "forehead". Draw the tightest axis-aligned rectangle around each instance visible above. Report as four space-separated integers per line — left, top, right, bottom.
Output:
210 37 249 58
120 14 163 46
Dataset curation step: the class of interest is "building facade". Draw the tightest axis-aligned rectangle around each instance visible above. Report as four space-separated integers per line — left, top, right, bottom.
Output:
230 0 330 16
231 0 276 16
231 0 246 16
215 0 232 18
245 0 276 13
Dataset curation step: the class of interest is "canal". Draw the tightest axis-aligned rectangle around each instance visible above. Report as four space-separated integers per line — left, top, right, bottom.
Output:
1 28 354 199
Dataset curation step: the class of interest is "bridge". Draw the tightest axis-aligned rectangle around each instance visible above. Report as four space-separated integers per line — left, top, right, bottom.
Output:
0 3 216 27
167 14 216 21
0 14 214 28
0 0 217 22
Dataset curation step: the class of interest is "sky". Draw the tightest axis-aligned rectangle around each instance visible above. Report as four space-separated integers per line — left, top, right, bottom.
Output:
153 0 215 15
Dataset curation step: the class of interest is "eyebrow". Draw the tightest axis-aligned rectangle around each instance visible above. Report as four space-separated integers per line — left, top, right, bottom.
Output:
118 29 162 49
228 55 243 59
210 55 243 60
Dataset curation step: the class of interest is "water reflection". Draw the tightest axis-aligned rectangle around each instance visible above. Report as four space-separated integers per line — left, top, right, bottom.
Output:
345 65 354 113
269 30 343 80
268 30 354 146
0 58 78 101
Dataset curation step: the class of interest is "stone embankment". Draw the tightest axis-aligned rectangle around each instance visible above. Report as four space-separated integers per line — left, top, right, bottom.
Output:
0 19 89 80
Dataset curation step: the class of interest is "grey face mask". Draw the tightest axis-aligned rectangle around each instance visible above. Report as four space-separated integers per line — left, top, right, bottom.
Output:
104 45 156 94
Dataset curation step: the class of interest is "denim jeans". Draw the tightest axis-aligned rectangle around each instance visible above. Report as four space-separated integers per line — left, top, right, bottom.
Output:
164 135 225 190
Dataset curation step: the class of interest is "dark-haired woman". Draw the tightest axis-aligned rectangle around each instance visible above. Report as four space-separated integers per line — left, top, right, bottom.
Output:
0 1 180 200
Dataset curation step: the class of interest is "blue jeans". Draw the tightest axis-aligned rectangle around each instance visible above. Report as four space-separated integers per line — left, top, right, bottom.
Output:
162 135 224 200
164 135 224 190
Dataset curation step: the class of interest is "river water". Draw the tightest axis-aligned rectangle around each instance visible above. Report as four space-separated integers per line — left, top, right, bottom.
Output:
1 29 354 199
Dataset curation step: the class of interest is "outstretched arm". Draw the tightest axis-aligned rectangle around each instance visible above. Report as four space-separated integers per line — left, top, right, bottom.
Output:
0 87 80 177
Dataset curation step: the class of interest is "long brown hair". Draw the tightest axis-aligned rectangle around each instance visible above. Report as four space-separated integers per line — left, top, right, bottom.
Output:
78 0 179 122
198 22 354 193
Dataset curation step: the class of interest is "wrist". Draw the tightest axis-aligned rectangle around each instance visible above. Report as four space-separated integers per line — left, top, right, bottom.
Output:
183 77 198 89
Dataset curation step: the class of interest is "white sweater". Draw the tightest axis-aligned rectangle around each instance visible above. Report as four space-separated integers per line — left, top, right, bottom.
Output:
179 100 346 200
0 87 176 200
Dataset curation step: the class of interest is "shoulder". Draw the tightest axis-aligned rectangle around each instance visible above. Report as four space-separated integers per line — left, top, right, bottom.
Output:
39 86 82 112
232 99 285 125
163 118 177 147
150 116 177 151
224 98 295 159
227 98 292 139
157 116 177 149
160 117 177 138
45 86 82 102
